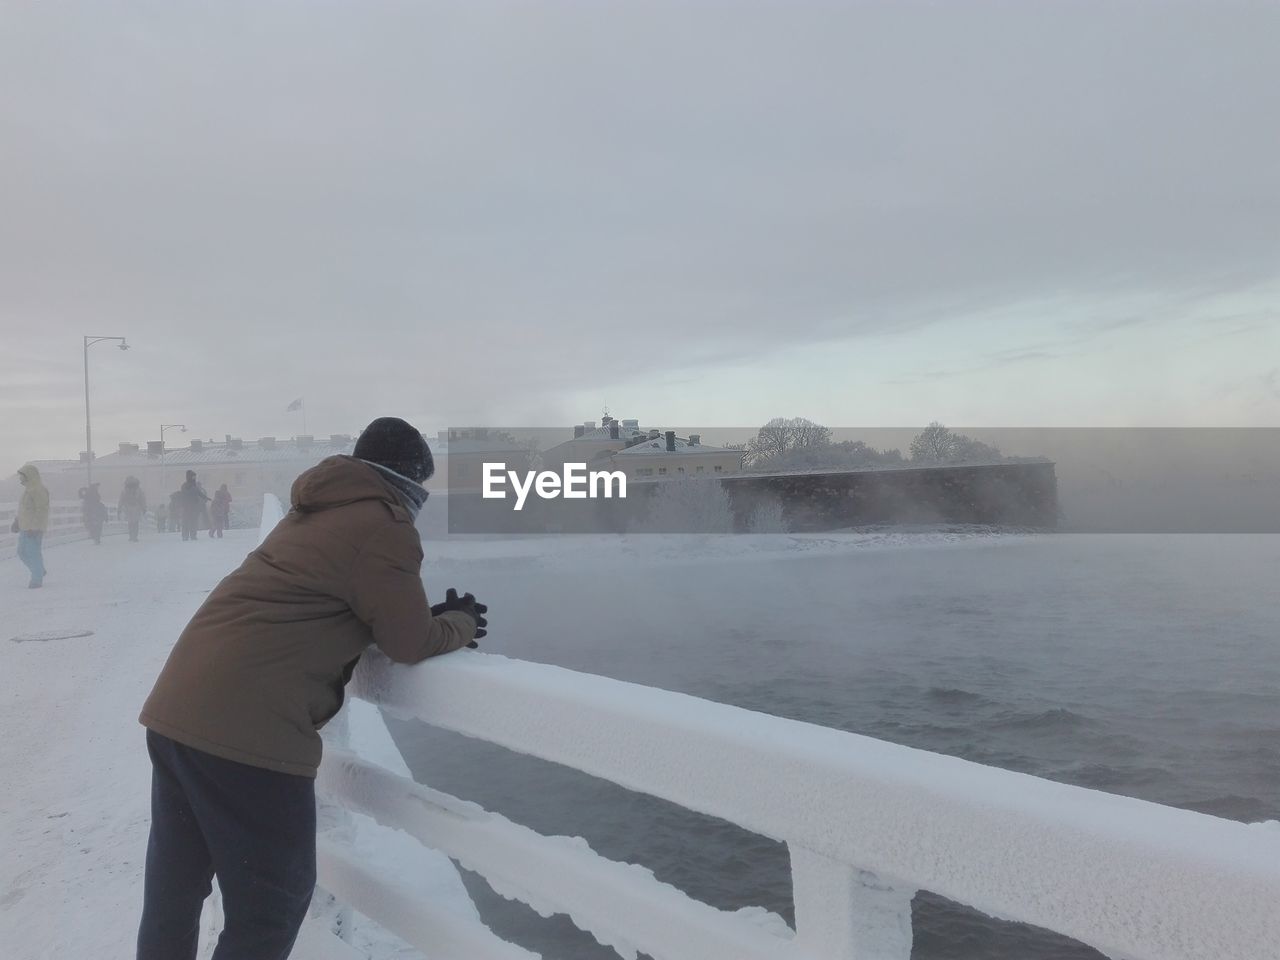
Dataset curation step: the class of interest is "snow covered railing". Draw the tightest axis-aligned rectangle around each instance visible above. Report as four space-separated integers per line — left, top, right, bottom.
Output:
319 652 1280 960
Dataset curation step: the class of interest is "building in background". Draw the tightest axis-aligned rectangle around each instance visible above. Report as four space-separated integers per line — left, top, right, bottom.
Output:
541 416 742 480
608 430 741 480
541 416 648 469
437 429 534 493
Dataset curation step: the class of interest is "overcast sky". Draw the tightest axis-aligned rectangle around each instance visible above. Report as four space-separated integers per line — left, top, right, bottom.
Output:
2 1 1277 464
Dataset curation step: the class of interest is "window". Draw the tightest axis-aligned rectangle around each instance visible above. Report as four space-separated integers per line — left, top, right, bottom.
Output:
658 467 667 475
714 465 723 473
636 467 654 477
677 466 685 474
696 466 705 473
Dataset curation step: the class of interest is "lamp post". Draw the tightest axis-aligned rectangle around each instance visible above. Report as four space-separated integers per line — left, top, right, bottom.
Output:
83 336 130 485
160 423 187 503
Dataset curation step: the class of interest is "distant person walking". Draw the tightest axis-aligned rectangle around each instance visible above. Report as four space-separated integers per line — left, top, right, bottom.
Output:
178 471 209 542
210 484 232 538
155 501 168 534
119 476 148 543
168 491 182 535
14 464 50 588
80 483 107 544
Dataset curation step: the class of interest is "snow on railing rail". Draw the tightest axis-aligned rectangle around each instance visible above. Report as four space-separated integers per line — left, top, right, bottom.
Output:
331 652 1280 960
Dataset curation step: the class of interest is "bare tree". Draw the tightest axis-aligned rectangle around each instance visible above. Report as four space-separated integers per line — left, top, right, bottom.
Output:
910 422 959 462
745 417 832 467
910 422 1003 463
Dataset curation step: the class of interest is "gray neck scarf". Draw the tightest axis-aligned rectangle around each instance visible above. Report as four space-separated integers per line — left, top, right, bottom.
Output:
361 460 429 519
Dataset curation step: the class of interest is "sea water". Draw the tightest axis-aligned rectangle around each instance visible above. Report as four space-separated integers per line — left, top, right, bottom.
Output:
394 533 1280 959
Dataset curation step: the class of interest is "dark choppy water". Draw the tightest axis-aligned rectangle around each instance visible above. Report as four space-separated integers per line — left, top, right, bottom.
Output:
390 533 1280 959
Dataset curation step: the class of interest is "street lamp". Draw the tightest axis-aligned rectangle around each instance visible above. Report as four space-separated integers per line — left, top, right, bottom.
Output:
83 335 130 485
160 423 187 502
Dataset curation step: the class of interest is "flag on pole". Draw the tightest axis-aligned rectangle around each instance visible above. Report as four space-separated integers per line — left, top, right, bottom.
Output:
286 397 303 412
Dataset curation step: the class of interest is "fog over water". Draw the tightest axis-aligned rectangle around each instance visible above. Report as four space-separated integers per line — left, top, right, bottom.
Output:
391 532 1280 959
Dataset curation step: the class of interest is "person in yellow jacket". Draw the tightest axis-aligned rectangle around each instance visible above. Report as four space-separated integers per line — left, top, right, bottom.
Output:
14 464 50 588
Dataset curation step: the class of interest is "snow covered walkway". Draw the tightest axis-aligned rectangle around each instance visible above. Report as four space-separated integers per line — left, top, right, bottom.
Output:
0 531 251 957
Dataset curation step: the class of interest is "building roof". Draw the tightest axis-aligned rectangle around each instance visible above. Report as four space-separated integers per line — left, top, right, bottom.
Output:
612 436 732 457
436 437 529 455
572 424 647 443
92 437 354 468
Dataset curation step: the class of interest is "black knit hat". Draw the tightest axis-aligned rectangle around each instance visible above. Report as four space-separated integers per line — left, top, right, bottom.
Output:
353 417 434 483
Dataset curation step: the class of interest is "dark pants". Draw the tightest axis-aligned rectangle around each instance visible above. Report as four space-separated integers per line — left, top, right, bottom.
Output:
181 511 199 540
128 519 141 541
137 731 316 960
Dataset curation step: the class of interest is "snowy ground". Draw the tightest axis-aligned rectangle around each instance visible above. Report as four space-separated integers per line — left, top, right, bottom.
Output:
0 532 244 958
0 525 1021 958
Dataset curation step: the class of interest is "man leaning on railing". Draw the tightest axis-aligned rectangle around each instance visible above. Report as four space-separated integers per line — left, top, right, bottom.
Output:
135 416 488 960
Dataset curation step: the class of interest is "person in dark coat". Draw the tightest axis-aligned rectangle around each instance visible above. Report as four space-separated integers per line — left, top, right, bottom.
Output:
154 501 168 534
168 491 182 534
80 483 107 544
136 417 486 960
209 484 232 538
179 471 209 542
118 476 148 542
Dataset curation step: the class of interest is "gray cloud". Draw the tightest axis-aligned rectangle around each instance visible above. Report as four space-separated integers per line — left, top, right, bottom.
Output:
2 1 1278 460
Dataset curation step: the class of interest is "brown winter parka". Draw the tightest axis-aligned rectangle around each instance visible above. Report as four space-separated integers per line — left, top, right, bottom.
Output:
140 455 475 777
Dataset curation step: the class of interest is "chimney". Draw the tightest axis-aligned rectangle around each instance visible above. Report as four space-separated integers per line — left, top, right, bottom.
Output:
574 425 585 439
621 419 639 431
118 442 139 455
609 422 619 439
648 429 660 440
190 439 203 452
584 421 596 432
146 441 163 457
259 437 276 451
665 430 676 452
688 434 700 446
228 437 243 451
79 450 94 462
296 435 314 449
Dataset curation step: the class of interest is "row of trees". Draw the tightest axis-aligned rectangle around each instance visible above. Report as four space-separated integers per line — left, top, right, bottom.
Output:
738 418 1004 471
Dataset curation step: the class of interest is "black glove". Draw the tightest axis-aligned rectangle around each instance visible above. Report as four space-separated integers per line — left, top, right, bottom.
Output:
433 587 488 646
